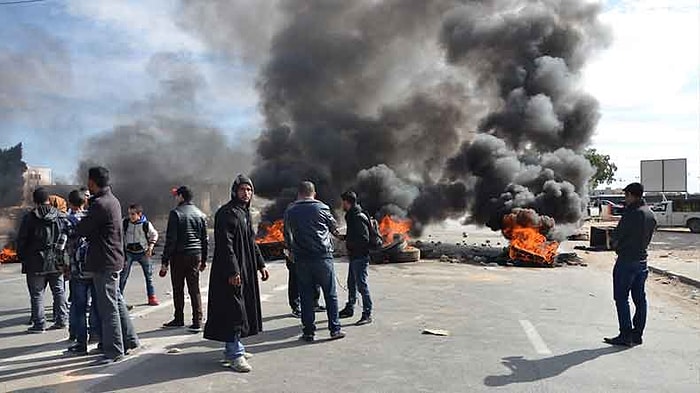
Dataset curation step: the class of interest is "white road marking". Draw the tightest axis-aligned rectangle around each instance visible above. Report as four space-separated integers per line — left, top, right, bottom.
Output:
260 294 273 302
0 276 24 284
519 319 552 355
273 284 288 292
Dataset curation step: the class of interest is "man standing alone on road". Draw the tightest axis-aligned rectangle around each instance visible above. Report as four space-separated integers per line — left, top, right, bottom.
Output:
284 181 345 342
77 167 139 364
338 191 373 326
204 175 269 373
604 182 657 347
160 186 208 333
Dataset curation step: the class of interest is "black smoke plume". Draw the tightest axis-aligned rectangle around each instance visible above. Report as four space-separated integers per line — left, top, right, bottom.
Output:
0 144 27 208
183 0 609 233
78 53 252 216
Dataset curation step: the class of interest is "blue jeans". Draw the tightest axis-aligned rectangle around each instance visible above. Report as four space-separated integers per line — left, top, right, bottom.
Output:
93 270 140 359
346 256 373 315
120 252 155 298
27 273 68 328
224 333 245 360
296 257 341 336
70 279 102 346
613 260 648 335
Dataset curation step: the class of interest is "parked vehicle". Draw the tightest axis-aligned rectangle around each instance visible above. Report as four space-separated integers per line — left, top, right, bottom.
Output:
651 199 700 233
599 200 625 216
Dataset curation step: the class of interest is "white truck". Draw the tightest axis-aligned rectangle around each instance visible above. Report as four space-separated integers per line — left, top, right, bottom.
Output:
650 199 700 233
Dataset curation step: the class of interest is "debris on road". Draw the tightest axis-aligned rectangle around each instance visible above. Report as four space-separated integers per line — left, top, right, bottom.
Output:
167 348 183 354
422 329 450 336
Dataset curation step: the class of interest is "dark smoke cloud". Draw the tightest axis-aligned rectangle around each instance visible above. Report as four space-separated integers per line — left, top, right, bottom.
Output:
182 0 609 234
78 52 252 216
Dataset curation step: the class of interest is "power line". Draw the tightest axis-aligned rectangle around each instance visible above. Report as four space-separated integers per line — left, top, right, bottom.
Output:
0 0 47 5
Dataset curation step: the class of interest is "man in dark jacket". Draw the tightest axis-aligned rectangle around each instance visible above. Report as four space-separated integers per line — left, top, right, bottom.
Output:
604 182 657 347
284 181 345 342
77 167 139 364
204 175 269 373
160 186 208 332
17 187 69 333
338 191 373 325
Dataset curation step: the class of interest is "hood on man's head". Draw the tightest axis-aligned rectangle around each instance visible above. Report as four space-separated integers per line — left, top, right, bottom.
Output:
231 174 254 200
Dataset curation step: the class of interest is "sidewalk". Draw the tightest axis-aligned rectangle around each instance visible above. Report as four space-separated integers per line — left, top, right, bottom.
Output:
647 255 700 289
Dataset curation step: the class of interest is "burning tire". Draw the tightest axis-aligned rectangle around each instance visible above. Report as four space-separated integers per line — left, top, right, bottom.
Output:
392 247 421 263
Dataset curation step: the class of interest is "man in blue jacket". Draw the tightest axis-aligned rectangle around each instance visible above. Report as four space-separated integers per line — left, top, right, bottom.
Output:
604 182 657 347
284 181 345 342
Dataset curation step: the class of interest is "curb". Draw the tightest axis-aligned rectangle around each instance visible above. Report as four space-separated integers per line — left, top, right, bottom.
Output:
648 265 700 289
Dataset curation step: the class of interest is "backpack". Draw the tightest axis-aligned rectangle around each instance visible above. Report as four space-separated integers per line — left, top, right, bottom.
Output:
33 215 67 273
360 212 384 250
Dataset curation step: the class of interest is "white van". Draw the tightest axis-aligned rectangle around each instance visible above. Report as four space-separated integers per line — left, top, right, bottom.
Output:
651 199 700 233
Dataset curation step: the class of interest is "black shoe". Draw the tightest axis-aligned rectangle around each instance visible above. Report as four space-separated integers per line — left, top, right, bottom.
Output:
68 334 76 342
604 334 633 347
162 320 184 329
330 330 346 340
188 324 203 333
338 306 354 319
355 314 373 326
126 304 134 311
314 305 326 313
27 325 46 334
48 323 67 331
66 344 88 356
291 309 302 318
631 330 643 346
300 334 315 342
125 342 140 355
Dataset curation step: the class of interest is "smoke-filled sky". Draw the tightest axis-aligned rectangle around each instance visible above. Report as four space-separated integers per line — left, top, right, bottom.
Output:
0 0 698 194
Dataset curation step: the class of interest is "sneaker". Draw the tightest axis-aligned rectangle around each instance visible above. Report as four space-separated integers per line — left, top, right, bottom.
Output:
148 296 160 306
125 342 140 355
330 330 346 340
603 334 632 347
299 334 315 342
355 314 373 326
314 304 326 313
48 323 67 331
291 309 302 318
229 356 252 373
219 353 253 367
66 344 88 356
93 355 124 366
338 306 354 319
27 325 46 334
188 324 203 333
162 320 185 329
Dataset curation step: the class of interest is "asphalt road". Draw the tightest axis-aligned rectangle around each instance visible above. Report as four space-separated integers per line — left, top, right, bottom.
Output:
0 228 698 392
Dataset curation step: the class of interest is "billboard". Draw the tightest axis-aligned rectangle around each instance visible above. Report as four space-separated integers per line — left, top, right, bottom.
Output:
640 159 687 192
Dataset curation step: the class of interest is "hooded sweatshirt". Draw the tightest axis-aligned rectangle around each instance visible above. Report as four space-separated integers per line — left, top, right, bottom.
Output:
17 205 69 274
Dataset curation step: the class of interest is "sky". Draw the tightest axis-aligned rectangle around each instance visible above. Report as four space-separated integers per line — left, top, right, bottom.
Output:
0 0 698 192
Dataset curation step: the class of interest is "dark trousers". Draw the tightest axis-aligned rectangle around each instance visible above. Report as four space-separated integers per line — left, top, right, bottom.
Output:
613 260 648 336
26 273 68 328
345 256 373 315
93 270 139 359
70 279 101 346
286 261 321 312
296 258 341 335
171 255 202 325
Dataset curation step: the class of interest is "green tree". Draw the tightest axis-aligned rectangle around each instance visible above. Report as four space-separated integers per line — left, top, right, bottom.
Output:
584 148 617 190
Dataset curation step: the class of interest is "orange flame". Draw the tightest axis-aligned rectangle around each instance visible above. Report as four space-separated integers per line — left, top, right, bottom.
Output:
502 212 558 265
256 220 285 244
0 246 18 264
378 216 412 245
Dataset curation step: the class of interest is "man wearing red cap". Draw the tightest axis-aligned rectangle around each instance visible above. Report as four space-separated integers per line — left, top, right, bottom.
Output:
604 182 656 347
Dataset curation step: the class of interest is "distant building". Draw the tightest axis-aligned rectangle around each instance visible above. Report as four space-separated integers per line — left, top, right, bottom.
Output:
22 166 54 205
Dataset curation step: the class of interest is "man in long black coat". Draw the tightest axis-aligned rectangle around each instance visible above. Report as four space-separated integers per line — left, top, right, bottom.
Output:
204 175 269 373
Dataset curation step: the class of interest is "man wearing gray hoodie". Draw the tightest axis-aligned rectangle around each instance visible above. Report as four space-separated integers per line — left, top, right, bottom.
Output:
17 187 70 333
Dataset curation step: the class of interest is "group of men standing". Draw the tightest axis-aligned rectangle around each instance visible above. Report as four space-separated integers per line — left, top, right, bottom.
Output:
17 168 377 372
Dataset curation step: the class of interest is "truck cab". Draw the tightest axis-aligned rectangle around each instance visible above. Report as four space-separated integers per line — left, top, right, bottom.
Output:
650 200 700 233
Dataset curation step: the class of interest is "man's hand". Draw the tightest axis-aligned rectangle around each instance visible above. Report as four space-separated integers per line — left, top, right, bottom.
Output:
198 260 207 272
259 267 270 281
228 274 241 286
159 264 168 277
146 246 154 258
